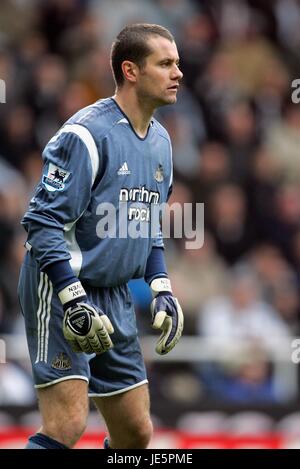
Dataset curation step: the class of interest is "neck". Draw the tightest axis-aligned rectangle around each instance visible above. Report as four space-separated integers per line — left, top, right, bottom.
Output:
113 87 154 138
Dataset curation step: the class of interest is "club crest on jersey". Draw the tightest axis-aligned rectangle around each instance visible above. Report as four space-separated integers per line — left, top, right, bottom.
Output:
43 163 70 192
51 352 72 370
155 164 164 182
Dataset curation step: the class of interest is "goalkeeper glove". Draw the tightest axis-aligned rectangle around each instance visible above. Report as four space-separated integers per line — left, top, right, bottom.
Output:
150 278 184 355
58 281 114 354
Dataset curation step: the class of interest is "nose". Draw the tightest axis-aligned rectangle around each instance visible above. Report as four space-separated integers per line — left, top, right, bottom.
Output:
172 65 183 81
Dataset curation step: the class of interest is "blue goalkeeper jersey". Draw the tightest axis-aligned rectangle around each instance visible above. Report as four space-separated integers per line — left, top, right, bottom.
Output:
22 98 173 287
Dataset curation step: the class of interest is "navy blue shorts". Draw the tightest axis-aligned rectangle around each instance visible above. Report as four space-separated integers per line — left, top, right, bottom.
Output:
18 256 148 396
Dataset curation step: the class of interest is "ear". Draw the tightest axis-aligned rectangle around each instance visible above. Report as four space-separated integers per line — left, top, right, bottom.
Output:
121 60 139 84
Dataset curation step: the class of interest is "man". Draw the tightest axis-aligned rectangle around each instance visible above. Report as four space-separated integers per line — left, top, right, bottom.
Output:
18 23 184 449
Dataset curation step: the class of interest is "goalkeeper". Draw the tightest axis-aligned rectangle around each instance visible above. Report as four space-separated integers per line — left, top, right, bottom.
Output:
18 23 183 449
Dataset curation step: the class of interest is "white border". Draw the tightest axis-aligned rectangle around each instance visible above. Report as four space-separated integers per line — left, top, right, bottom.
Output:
48 123 99 184
88 379 148 397
35 375 89 389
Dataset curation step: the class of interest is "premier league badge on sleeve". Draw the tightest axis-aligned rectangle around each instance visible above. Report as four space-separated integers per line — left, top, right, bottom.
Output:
155 164 164 182
42 163 70 192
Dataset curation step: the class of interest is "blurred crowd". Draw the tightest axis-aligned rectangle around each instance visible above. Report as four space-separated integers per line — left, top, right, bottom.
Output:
1 0 300 408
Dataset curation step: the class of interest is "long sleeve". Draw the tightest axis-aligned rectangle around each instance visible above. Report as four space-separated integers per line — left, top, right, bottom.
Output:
22 124 99 272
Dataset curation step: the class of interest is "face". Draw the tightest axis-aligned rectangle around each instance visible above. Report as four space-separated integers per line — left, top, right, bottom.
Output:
135 36 183 107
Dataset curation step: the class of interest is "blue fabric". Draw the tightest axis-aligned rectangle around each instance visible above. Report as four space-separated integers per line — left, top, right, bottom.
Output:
27 433 68 449
103 436 110 449
18 258 147 394
43 259 78 292
128 278 152 309
144 247 168 284
21 98 173 287
25 440 45 449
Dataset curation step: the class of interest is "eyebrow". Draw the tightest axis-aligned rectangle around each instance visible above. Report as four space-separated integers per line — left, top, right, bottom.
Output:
158 57 180 64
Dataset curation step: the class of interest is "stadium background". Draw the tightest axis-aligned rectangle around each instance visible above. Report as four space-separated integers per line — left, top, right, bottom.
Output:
1 0 300 448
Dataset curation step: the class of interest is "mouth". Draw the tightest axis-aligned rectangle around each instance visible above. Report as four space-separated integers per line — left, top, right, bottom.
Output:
167 84 179 91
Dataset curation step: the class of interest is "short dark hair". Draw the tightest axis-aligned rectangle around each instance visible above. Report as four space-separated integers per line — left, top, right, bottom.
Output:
110 23 174 87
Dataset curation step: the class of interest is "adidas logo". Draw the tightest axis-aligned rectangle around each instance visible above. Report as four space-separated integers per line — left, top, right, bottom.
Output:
117 162 131 175
73 315 86 329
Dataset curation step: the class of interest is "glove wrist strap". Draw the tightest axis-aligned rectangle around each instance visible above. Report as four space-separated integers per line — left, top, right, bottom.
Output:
150 277 172 297
58 281 86 305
